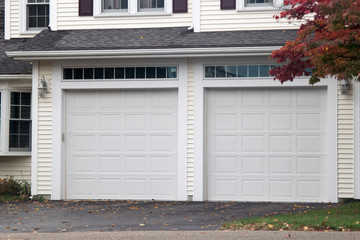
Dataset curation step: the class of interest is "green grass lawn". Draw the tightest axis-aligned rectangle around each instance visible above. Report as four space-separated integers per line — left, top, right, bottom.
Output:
222 201 360 231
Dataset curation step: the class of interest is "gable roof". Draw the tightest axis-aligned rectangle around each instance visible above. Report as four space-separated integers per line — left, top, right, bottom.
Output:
15 27 298 51
0 39 32 74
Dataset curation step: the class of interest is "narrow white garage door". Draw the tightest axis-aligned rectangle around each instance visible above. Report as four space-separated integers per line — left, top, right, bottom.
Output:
207 88 328 202
66 90 178 200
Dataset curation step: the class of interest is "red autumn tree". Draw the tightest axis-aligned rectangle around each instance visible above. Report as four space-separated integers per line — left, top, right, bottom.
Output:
270 0 360 84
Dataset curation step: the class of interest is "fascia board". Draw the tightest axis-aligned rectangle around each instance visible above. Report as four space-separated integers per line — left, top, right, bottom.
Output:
7 46 281 60
0 74 32 80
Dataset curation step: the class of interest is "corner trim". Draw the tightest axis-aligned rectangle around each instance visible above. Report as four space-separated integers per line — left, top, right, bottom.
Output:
31 61 39 196
354 82 360 199
4 0 10 39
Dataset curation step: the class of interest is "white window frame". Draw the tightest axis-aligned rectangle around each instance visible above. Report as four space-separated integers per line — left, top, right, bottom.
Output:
237 0 283 11
94 0 172 16
20 0 50 35
0 88 32 156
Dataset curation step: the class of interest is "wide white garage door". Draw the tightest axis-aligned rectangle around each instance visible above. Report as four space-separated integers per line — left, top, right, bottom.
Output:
207 88 328 202
65 90 178 200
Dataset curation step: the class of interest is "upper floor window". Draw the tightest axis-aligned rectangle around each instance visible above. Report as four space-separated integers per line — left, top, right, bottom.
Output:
103 0 128 12
238 0 282 10
96 0 172 15
27 0 49 29
139 0 164 11
246 0 273 7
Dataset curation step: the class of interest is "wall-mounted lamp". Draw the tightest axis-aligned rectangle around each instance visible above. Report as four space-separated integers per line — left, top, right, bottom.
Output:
339 79 350 95
38 76 49 97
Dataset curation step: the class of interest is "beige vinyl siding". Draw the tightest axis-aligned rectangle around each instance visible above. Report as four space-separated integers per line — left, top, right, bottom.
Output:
199 0 298 32
187 59 194 196
337 82 354 198
9 0 20 38
56 0 192 30
0 157 31 182
37 61 53 195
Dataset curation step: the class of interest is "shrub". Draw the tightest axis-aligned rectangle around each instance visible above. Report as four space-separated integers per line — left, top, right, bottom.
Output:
0 176 31 199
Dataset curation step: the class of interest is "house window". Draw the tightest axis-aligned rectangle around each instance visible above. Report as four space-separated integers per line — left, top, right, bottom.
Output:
246 0 273 7
9 92 31 151
27 0 50 29
139 0 164 11
63 66 178 80
103 0 128 12
238 0 282 9
98 0 171 14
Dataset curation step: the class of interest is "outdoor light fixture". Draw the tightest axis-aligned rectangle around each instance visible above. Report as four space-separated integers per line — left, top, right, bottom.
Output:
339 79 350 95
38 76 49 97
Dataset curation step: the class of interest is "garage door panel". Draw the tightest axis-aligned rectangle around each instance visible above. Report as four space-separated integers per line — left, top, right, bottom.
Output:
207 88 328 202
66 90 178 200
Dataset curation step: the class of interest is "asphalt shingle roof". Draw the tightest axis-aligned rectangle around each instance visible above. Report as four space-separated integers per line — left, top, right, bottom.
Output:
16 28 298 51
0 39 32 74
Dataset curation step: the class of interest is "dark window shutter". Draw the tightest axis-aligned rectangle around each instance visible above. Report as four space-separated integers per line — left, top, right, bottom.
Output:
221 0 236 9
79 0 93 16
173 0 188 13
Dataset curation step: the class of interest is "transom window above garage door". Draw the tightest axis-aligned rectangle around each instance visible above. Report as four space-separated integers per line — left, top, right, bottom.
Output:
63 66 178 80
204 65 279 78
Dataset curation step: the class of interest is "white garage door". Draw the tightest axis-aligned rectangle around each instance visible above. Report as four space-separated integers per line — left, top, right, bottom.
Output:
207 88 328 202
65 90 178 200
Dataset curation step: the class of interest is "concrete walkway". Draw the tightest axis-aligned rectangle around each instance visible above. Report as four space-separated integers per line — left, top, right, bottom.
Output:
0 231 359 240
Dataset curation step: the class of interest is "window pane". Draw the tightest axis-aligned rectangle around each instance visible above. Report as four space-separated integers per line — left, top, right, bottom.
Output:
37 17 46 27
157 0 164 8
28 5 37 16
260 65 270 77
125 67 135 79
20 122 30 134
216 66 226 78
136 67 146 79
105 68 115 79
156 67 166 78
11 106 20 119
19 135 31 149
21 107 31 119
63 68 73 79
9 135 19 148
38 5 46 15
205 66 215 78
249 65 259 77
167 67 177 78
11 92 20 105
226 66 237 77
94 68 104 79
115 68 125 79
121 0 128 9
21 93 31 105
146 67 155 78
10 121 19 134
84 68 94 79
237 66 247 77
74 68 83 79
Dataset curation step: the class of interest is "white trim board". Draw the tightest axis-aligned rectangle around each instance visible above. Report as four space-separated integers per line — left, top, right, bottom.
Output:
193 58 338 202
51 59 188 200
7 47 282 60
354 82 360 199
31 61 39 196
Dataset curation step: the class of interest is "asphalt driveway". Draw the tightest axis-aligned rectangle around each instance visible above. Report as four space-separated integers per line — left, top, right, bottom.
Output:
0 201 339 233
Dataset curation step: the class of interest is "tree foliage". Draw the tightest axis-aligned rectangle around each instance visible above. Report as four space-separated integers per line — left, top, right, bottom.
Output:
270 0 360 84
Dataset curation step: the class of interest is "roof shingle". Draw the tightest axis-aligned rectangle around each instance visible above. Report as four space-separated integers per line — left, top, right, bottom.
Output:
16 28 298 51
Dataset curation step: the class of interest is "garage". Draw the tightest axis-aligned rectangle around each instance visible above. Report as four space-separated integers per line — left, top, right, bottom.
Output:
65 89 178 200
206 87 329 202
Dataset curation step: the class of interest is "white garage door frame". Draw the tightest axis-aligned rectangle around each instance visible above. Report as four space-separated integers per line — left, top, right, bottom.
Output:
51 59 188 200
193 57 338 202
